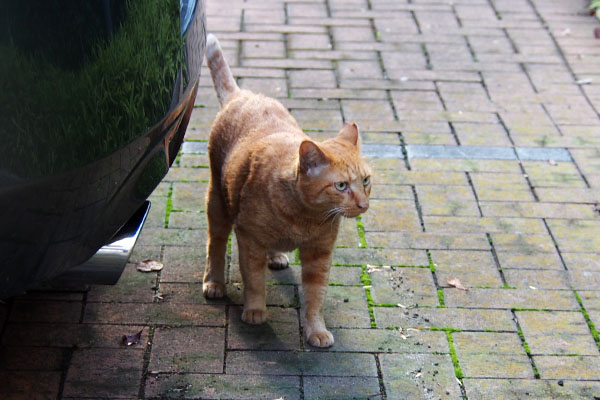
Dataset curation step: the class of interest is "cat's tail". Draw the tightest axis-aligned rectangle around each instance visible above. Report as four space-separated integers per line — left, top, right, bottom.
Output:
206 33 239 106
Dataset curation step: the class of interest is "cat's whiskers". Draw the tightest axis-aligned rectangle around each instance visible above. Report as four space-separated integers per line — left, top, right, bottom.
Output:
319 207 343 226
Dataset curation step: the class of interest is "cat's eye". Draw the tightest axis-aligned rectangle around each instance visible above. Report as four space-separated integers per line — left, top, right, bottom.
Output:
363 176 371 186
334 182 347 191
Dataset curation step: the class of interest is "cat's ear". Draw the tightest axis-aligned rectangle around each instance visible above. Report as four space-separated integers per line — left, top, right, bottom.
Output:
299 140 330 176
337 122 361 148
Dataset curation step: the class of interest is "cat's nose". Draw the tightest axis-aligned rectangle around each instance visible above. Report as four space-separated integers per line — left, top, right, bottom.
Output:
357 200 369 211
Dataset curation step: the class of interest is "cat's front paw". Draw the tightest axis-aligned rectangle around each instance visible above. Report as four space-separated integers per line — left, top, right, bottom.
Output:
307 330 334 348
203 281 225 299
268 252 289 270
241 308 267 324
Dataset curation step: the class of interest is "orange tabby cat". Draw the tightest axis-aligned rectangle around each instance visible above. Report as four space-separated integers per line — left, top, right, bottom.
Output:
202 34 371 348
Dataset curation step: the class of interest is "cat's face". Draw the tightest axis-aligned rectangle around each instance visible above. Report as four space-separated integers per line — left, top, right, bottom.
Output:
298 123 371 219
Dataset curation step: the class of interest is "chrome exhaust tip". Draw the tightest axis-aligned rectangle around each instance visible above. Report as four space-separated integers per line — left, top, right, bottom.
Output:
51 201 151 287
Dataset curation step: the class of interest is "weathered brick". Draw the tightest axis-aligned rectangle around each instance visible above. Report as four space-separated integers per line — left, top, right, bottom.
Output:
149 327 225 373
381 353 462 400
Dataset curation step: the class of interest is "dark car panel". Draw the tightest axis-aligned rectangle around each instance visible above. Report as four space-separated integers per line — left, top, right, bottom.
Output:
0 0 206 298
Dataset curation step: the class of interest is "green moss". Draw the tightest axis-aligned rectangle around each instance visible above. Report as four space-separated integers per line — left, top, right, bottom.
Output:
516 323 540 378
356 216 368 248
164 183 174 228
360 265 376 328
445 331 464 380
437 289 445 308
574 291 600 350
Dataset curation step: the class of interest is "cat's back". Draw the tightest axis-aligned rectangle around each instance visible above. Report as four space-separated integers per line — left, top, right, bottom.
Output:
210 90 302 151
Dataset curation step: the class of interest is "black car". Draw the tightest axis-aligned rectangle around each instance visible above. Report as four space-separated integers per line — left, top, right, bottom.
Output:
0 0 206 298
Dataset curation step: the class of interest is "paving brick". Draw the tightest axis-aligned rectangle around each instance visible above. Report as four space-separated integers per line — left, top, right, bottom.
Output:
226 351 378 376
329 327 449 353
365 232 490 250
480 202 597 219
313 286 371 329
578 291 600 310
87 264 157 303
370 267 438 307
171 181 208 212
2 323 149 349
424 216 547 234
431 249 504 288
569 270 600 291
0 346 65 371
9 300 82 324
562 253 600 272
0 371 61 399
410 159 522 173
161 246 205 283
63 348 143 398
459 353 535 379
381 353 462 400
149 327 224 373
84 302 225 326
332 248 429 266
464 378 600 400
503 269 571 290
416 185 480 216
443 288 580 310
522 161 586 188
453 332 526 355
375 307 516 332
496 251 565 270
228 306 300 351
546 219 600 253
360 199 422 232
146 373 301 399
490 233 557 253
534 356 600 380
303 376 382 400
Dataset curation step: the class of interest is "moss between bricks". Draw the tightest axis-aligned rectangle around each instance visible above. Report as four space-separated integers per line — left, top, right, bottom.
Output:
356 216 368 248
574 290 600 351
164 184 174 228
360 264 377 328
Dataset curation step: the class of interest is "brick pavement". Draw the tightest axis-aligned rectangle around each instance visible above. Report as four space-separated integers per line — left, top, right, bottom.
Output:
2 0 600 398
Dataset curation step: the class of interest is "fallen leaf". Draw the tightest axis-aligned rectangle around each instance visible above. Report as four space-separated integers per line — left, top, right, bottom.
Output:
136 259 163 272
121 329 143 346
153 292 164 301
447 278 468 291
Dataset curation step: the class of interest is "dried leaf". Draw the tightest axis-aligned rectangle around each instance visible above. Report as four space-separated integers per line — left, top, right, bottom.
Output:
447 278 468 291
136 259 163 272
121 329 143 346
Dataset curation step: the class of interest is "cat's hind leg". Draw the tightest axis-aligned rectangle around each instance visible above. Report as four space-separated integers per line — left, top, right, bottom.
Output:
203 185 231 299
267 251 289 270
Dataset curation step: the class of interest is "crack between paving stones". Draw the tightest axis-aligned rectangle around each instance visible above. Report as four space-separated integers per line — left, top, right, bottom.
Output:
512 310 541 379
542 218 568 271
465 171 483 217
573 291 600 352
486 233 509 288
56 346 75 400
137 325 156 399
